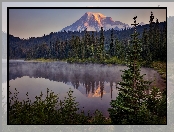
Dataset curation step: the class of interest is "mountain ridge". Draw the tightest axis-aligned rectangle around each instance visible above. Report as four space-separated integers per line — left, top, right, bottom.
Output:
61 12 130 32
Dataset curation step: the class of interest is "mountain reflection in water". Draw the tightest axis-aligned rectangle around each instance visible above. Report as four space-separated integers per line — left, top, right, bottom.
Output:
9 60 165 117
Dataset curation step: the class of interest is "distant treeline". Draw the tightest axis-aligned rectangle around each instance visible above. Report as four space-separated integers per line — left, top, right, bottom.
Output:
9 12 167 63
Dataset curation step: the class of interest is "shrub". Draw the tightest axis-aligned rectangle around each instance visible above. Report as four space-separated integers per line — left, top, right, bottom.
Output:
9 88 110 124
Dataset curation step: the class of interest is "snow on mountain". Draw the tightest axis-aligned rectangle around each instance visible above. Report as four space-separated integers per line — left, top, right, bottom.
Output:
139 22 146 26
61 12 130 32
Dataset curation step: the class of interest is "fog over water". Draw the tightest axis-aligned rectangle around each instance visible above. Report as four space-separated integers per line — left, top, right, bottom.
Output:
8 60 166 117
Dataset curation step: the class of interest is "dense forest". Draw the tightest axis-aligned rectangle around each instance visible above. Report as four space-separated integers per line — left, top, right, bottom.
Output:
8 13 167 125
9 12 167 65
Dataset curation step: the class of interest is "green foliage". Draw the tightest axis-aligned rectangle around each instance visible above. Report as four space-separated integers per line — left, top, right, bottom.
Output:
89 110 111 124
151 61 166 81
108 16 166 124
9 15 166 64
25 58 58 62
16 13 166 66
104 57 125 65
9 88 111 125
9 12 167 125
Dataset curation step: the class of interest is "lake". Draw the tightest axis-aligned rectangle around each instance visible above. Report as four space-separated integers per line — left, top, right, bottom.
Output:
8 60 166 117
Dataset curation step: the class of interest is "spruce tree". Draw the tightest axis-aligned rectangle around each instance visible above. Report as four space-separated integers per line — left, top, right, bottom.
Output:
148 12 155 61
108 16 155 124
74 36 80 59
154 18 160 61
110 28 114 57
115 38 120 59
141 28 151 66
161 23 167 61
96 32 101 61
84 29 88 59
91 31 95 59
100 27 105 61
81 36 85 59
70 35 75 58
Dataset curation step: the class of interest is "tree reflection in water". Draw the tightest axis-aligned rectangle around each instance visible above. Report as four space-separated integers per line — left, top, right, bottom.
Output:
9 61 165 99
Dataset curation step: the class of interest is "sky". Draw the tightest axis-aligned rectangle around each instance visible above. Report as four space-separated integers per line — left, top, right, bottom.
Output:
2 2 173 39
9 8 166 39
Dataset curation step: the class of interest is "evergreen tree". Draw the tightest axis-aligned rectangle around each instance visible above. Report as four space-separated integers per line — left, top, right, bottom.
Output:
96 32 101 61
115 38 120 58
94 31 98 60
141 28 151 65
108 16 162 124
160 23 167 61
154 18 160 61
110 28 114 57
100 27 105 61
86 32 91 58
81 36 85 59
148 11 155 61
70 35 75 58
90 31 95 59
74 36 80 59
84 29 88 59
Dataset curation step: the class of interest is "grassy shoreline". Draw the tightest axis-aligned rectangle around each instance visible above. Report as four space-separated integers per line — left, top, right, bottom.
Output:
24 58 59 62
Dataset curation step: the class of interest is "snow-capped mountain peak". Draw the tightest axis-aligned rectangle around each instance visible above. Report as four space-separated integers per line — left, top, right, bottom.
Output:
61 12 130 32
83 12 106 27
85 12 106 21
139 22 145 26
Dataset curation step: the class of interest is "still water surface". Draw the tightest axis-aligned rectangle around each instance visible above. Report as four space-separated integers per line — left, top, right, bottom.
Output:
9 60 165 117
